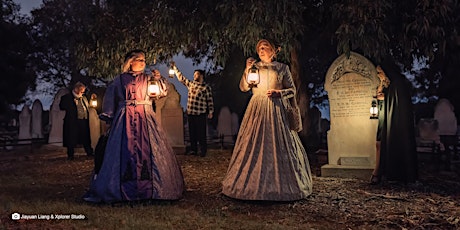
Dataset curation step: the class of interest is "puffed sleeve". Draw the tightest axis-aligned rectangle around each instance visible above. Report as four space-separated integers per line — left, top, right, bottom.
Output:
99 76 120 123
279 63 296 100
239 69 251 92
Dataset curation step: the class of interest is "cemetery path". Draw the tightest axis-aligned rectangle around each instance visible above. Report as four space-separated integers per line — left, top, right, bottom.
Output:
1 145 459 229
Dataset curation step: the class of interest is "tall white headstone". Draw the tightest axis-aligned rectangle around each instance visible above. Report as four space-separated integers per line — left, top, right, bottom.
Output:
322 52 380 180
18 105 32 144
434 98 457 135
217 106 233 146
31 99 44 138
48 88 68 145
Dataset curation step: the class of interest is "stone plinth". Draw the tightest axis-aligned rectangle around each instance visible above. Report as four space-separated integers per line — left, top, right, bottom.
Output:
320 164 374 180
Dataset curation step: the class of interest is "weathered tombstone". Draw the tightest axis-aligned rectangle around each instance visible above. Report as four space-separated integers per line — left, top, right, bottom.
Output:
417 118 441 143
417 118 444 153
322 52 380 180
434 98 457 135
48 88 68 145
156 83 186 153
18 105 32 144
31 99 44 139
88 108 100 150
217 106 233 147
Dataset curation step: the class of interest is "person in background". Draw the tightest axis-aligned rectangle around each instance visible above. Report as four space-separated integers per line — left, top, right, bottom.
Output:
83 49 184 203
370 62 418 185
221 39 313 201
171 63 214 157
59 82 93 160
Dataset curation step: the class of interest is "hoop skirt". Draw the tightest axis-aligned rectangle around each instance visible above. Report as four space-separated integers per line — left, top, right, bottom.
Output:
83 73 184 203
222 62 313 201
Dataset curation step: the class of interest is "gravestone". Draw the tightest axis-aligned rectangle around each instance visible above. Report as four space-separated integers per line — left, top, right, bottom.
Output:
48 88 68 145
18 105 32 144
434 98 457 135
322 52 380 180
31 99 44 138
433 99 458 162
217 106 233 146
418 118 440 141
417 118 444 152
88 108 100 150
156 83 186 153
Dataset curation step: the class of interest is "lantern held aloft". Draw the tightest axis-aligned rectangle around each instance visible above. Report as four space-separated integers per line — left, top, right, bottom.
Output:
168 68 175 78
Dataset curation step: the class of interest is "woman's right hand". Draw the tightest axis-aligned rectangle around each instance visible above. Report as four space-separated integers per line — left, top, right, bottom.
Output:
246 57 256 70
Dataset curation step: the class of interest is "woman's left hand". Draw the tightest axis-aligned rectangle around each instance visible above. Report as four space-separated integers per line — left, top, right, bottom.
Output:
267 89 281 98
152 69 161 80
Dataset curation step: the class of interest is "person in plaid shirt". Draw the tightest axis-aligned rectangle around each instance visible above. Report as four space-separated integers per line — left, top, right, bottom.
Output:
171 63 214 157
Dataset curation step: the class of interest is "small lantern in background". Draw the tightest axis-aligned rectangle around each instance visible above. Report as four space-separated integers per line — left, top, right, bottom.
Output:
169 61 176 78
247 64 260 87
168 68 175 78
89 94 98 108
148 78 161 98
370 98 379 119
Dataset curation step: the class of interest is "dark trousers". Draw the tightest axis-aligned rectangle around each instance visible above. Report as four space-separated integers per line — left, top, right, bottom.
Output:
188 114 207 155
67 119 93 158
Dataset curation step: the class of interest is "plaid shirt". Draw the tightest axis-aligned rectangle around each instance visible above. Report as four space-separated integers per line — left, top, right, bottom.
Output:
176 70 214 115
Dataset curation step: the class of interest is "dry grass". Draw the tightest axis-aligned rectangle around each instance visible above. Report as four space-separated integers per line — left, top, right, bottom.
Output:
1 144 459 229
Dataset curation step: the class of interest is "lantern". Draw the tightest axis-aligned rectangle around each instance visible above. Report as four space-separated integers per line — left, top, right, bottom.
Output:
168 68 175 78
89 94 97 108
247 64 260 87
370 99 379 119
148 78 161 98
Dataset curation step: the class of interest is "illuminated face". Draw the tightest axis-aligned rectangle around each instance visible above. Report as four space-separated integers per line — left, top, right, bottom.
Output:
73 86 85 98
130 53 146 72
193 71 202 82
257 42 275 63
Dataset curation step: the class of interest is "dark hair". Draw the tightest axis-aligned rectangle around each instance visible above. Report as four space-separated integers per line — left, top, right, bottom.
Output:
194 69 205 78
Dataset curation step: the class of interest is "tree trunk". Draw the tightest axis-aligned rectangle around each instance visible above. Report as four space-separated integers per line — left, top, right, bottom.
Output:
290 49 310 142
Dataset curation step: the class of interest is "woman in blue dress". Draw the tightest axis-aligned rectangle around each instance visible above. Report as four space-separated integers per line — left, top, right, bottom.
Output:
84 49 184 203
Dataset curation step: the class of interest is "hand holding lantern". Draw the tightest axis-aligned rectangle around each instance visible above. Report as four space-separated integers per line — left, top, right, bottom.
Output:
169 61 176 78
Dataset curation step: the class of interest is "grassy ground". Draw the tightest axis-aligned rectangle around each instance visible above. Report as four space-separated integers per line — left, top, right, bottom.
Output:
1 144 459 229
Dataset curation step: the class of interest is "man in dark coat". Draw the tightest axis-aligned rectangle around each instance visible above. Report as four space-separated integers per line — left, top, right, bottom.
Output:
59 82 94 160
378 60 418 184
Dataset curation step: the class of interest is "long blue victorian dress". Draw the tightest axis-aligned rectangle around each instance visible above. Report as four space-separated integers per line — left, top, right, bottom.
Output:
222 61 313 201
83 72 184 203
